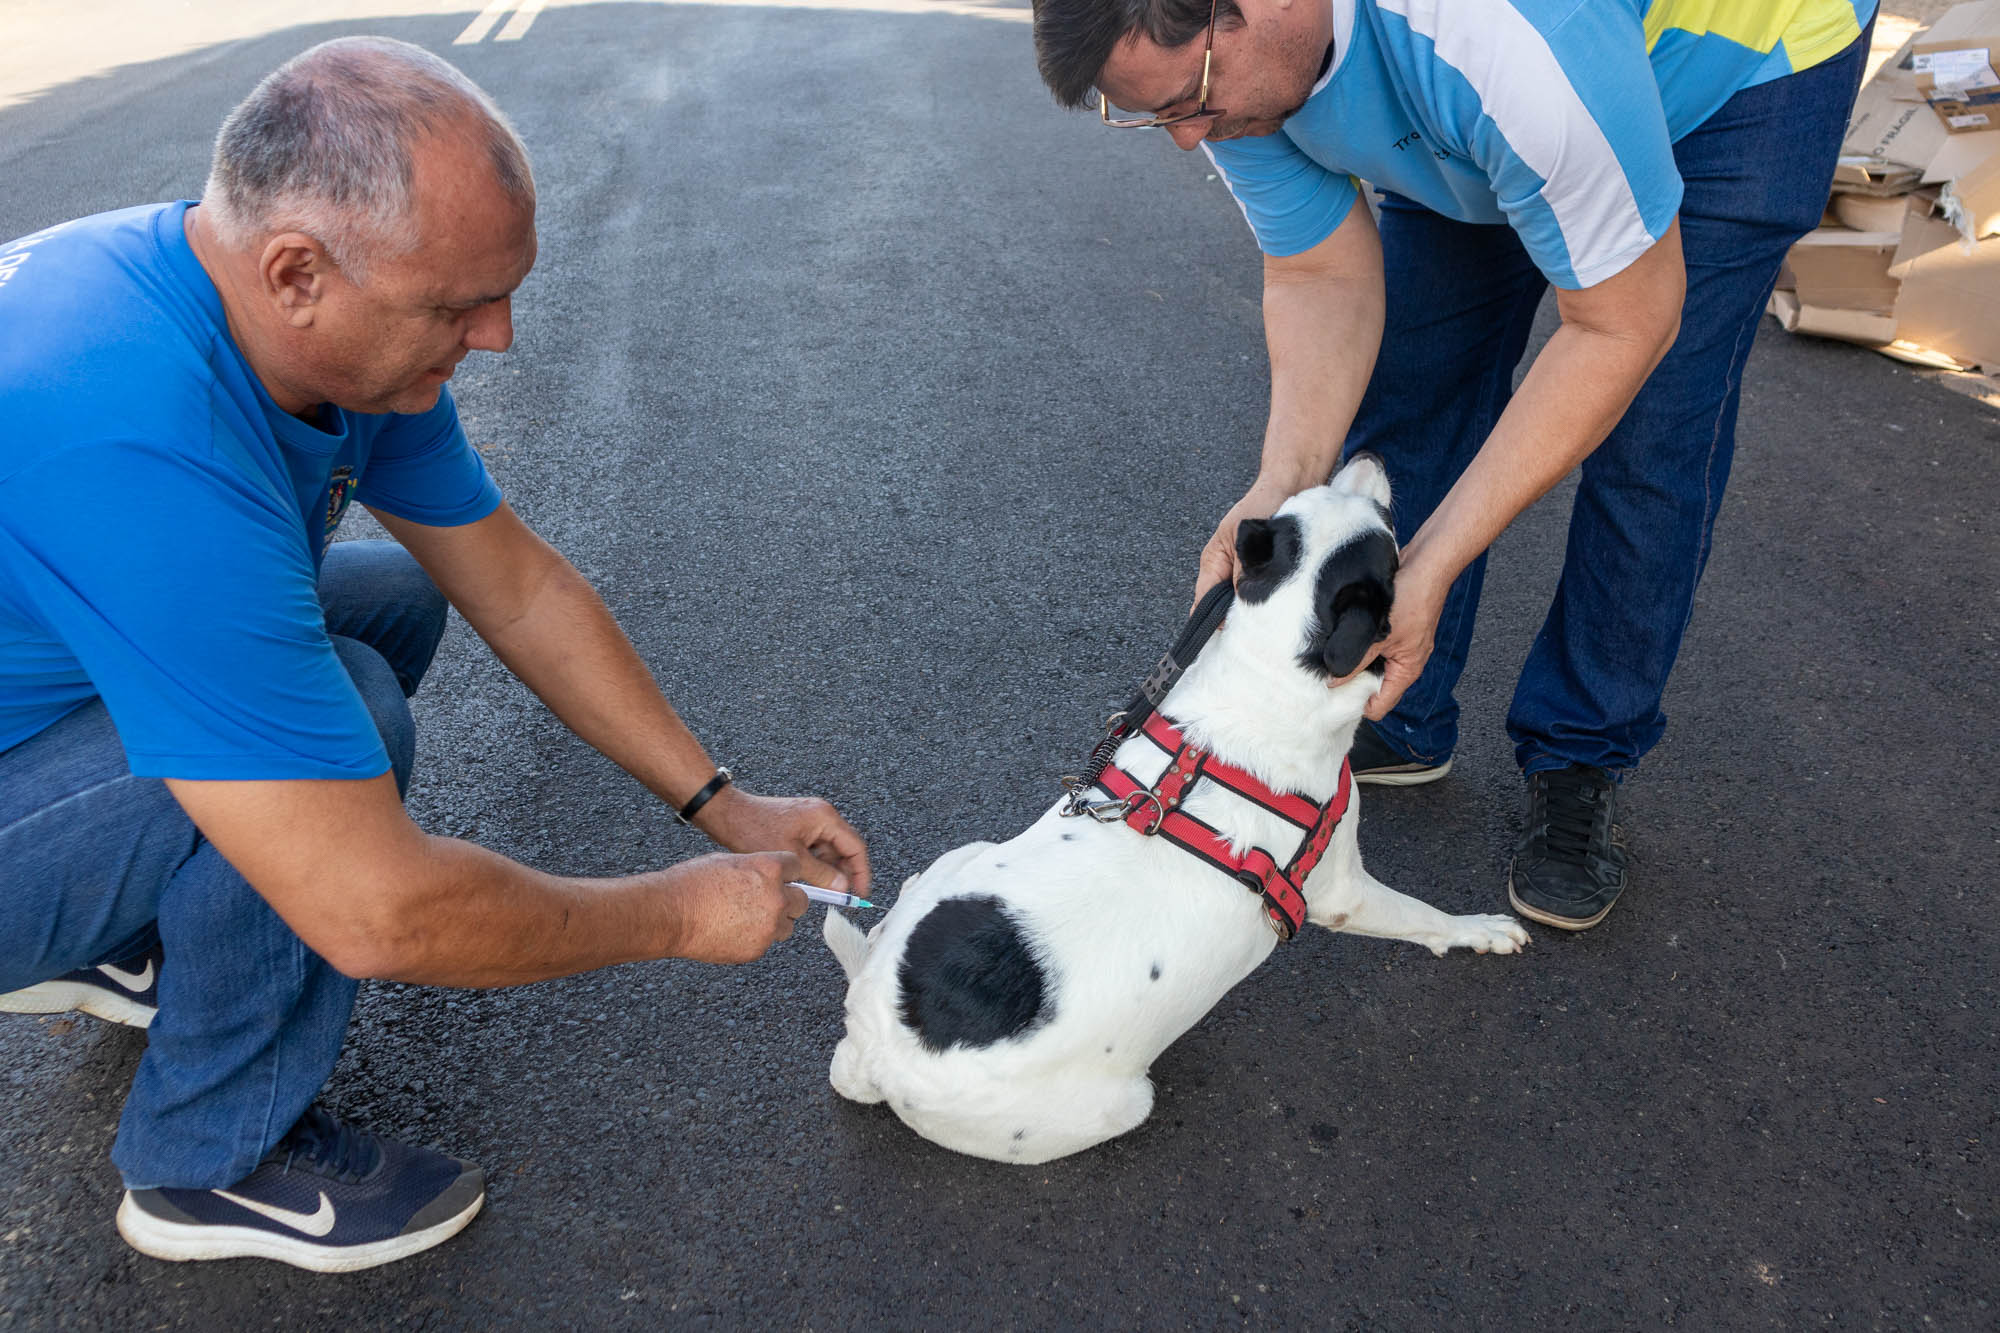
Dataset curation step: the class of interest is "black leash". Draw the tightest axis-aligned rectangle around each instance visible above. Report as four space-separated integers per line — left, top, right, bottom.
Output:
1062 582 1236 807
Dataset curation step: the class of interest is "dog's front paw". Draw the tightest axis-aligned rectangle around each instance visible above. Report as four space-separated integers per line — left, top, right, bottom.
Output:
1429 913 1531 957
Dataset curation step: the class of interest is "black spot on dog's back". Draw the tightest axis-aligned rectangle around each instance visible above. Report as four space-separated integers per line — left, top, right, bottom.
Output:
897 896 1050 1053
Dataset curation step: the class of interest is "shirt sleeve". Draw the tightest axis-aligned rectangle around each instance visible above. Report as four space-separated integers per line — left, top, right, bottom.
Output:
0 441 393 781
1405 0 1683 288
1202 134 1362 258
354 387 503 527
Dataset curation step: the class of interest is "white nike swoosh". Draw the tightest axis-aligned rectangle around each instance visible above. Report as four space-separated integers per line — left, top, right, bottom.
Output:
97 959 154 992
213 1188 337 1237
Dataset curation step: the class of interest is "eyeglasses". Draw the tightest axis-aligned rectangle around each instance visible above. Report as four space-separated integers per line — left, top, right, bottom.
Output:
1098 0 1222 129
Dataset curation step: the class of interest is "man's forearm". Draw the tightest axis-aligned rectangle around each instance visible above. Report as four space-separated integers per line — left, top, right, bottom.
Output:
1257 260 1385 491
472 554 717 809
1402 221 1686 591
166 771 710 988
363 835 685 987
1401 316 1671 589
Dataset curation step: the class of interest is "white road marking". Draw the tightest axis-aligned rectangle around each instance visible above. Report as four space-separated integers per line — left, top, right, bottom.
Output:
495 0 550 41
454 0 518 45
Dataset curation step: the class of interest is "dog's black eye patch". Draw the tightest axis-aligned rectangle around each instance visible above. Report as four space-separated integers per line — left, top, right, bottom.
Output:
1234 515 1303 604
1298 530 1398 680
897 896 1050 1053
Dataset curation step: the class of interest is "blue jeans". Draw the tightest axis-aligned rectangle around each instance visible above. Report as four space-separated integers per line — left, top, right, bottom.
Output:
0 541 446 1189
1347 34 1870 778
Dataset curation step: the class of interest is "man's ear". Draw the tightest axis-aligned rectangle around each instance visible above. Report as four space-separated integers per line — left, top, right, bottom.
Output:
260 233 332 326
1234 514 1302 604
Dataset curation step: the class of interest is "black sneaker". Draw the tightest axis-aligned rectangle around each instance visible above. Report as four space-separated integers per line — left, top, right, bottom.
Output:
0 943 161 1029
1508 765 1629 930
117 1107 484 1272
1347 720 1452 786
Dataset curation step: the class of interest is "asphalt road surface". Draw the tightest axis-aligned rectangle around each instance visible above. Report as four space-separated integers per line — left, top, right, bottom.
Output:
2 2 1996 1327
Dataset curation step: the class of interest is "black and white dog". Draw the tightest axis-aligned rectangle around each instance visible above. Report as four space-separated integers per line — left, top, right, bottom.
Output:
823 456 1527 1164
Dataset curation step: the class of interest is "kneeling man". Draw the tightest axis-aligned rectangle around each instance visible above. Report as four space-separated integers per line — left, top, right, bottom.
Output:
0 37 867 1272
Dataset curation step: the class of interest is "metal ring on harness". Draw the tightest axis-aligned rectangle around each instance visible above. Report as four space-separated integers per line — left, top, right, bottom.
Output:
1122 788 1168 836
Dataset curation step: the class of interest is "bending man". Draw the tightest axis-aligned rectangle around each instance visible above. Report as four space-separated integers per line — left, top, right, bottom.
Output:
1032 0 1871 929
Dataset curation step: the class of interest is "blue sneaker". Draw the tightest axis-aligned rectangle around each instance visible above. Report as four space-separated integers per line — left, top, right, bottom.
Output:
0 943 161 1029
117 1107 484 1272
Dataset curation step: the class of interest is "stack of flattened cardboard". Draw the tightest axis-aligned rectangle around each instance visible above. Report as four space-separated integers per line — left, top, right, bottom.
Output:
1770 0 2000 370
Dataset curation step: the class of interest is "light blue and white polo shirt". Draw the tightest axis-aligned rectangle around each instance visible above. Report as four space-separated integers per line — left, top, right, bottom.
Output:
1204 0 1876 288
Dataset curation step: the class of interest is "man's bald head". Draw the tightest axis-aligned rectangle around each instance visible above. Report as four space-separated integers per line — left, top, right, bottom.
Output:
202 36 534 282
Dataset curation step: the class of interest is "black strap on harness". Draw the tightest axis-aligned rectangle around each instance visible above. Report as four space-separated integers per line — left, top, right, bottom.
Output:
1070 583 1236 796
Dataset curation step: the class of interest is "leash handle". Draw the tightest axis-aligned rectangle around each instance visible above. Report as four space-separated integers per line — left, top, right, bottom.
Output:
1141 582 1235 711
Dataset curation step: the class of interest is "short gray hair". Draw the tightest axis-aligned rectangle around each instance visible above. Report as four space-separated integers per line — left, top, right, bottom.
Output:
202 36 535 281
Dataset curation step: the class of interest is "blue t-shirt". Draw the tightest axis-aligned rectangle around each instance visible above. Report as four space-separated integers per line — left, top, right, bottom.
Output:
1204 0 1875 287
0 202 502 778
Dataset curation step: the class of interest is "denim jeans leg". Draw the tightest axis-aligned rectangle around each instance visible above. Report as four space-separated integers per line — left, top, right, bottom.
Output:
1343 195 1548 763
1507 33 1872 777
110 634 422 1188
319 539 449 701
0 705 196 994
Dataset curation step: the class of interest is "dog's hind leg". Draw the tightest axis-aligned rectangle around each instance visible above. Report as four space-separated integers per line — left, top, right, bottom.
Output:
829 1035 886 1104
1310 864 1529 957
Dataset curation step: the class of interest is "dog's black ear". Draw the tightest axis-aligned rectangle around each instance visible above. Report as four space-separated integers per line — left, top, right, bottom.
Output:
1234 515 1302 604
1321 592 1390 678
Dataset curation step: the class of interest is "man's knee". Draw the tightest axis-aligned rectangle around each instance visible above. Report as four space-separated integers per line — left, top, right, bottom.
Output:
330 636 417 797
372 546 449 690
319 541 450 698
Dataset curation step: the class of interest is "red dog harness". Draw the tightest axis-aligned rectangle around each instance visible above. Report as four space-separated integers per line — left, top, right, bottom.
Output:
1083 713 1352 942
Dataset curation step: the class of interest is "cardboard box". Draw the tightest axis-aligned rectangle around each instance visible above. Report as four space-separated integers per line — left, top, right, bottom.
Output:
1847 33 1953 167
1830 190 1931 232
1838 11 2000 241
1941 142 2000 235
1784 227 1905 313
1912 0 2000 133
1886 211 2000 367
1768 205 2000 372
1773 3 2000 369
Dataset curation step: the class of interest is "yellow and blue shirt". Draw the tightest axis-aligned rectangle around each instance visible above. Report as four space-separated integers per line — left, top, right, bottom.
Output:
1204 0 1875 287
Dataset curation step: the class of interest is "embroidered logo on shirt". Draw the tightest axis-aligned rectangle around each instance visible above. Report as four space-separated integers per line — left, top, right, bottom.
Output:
324 466 357 550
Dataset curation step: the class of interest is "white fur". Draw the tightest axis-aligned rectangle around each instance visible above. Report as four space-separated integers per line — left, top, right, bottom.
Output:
825 459 1528 1165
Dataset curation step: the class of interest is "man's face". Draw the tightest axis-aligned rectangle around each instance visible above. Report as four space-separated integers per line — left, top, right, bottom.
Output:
1096 0 1331 151
304 130 537 416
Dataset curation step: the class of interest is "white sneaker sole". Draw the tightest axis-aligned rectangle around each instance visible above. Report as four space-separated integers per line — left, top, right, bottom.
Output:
1352 757 1453 787
116 1188 483 1273
0 980 155 1028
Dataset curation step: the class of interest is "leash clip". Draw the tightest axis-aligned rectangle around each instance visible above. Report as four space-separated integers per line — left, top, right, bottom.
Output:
1057 776 1166 832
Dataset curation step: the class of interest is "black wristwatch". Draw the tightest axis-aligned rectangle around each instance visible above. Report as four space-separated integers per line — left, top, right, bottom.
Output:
675 766 733 825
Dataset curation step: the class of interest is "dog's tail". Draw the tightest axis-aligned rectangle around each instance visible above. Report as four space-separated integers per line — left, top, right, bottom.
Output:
823 909 871 980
